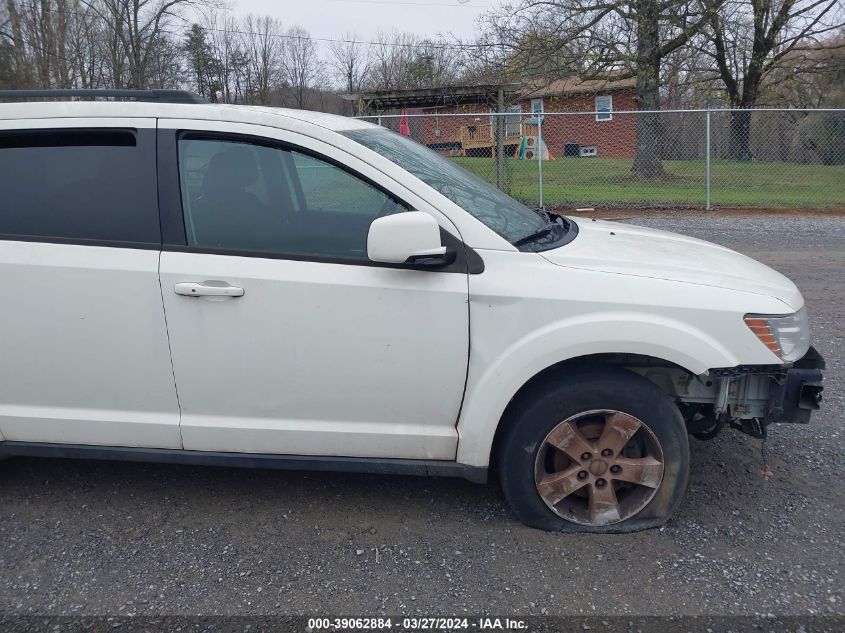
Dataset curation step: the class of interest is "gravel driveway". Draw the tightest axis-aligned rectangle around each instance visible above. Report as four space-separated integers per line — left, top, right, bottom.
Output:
1 214 842 618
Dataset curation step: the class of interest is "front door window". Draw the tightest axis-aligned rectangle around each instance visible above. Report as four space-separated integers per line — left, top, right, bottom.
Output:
178 136 408 260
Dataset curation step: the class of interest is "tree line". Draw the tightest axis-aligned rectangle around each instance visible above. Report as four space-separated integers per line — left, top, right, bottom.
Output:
0 0 472 112
481 0 843 173
1 0 842 170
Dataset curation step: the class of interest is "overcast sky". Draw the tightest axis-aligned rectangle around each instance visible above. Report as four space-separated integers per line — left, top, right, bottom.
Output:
225 0 500 41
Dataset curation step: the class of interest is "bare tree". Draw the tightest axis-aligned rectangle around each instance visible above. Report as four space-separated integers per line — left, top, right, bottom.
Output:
282 25 319 108
706 0 845 159
328 31 369 111
368 29 417 90
407 38 464 87
202 11 241 102
241 14 283 105
82 0 202 88
484 0 722 177
66 3 108 88
0 0 34 87
145 31 182 88
768 29 845 107
0 0 96 88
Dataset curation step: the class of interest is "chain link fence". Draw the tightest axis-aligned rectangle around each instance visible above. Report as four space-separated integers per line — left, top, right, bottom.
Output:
357 109 845 213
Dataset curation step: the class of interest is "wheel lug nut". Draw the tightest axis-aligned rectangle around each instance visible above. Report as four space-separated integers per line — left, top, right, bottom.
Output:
601 448 613 457
610 465 621 474
577 470 588 480
595 478 607 487
581 452 592 461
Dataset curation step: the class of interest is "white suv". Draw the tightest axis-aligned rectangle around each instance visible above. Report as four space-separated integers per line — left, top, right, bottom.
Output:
0 90 825 533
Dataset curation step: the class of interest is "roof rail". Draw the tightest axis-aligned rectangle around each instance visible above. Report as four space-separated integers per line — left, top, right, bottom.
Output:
0 89 208 104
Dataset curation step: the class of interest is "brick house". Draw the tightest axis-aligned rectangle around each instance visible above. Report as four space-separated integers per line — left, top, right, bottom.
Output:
517 77 637 158
342 77 638 159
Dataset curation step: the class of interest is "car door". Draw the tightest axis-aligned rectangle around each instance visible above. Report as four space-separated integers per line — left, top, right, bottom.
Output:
0 119 181 448
157 120 470 460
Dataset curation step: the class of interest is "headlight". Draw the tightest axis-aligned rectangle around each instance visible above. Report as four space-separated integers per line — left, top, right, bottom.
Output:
744 307 810 362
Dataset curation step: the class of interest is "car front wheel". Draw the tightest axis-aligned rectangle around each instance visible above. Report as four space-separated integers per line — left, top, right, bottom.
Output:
497 367 689 533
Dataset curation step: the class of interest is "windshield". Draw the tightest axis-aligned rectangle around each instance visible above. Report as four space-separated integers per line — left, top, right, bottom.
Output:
342 127 558 246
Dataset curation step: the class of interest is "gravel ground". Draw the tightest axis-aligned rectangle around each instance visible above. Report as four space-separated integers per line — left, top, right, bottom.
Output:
0 214 842 618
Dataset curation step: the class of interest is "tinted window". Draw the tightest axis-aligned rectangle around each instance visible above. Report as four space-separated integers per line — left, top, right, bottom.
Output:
290 151 404 216
0 129 159 244
178 137 407 260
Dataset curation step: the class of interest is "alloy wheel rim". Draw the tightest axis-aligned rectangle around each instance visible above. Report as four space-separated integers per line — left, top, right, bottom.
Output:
533 409 665 526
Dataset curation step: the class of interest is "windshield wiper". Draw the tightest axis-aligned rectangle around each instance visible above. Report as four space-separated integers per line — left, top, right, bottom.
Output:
513 216 572 249
513 224 556 247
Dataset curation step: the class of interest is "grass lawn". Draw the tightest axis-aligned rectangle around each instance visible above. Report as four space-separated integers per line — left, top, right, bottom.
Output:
451 157 845 210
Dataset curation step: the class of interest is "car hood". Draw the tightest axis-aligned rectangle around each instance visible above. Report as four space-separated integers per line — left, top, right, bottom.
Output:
541 217 803 310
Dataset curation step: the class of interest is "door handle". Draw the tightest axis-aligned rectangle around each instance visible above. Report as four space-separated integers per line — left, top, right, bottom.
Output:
174 282 244 298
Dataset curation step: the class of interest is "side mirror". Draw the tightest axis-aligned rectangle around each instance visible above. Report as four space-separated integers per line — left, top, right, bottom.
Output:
367 211 456 267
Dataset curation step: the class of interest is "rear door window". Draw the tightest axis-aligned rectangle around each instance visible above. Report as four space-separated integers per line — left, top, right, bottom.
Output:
0 129 159 245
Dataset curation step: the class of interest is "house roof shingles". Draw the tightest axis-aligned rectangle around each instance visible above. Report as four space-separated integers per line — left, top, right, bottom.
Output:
519 76 637 99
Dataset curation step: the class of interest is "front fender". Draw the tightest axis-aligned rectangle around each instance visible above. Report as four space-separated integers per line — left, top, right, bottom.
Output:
456 311 747 468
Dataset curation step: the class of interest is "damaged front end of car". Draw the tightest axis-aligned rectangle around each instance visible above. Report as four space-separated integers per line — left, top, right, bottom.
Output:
670 346 825 440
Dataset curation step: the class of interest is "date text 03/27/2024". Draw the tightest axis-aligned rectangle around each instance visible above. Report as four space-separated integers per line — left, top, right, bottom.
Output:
307 617 528 631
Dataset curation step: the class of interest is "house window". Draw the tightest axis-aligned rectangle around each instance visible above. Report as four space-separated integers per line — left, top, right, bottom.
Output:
506 105 522 137
596 95 612 121
531 98 544 114
491 106 524 138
